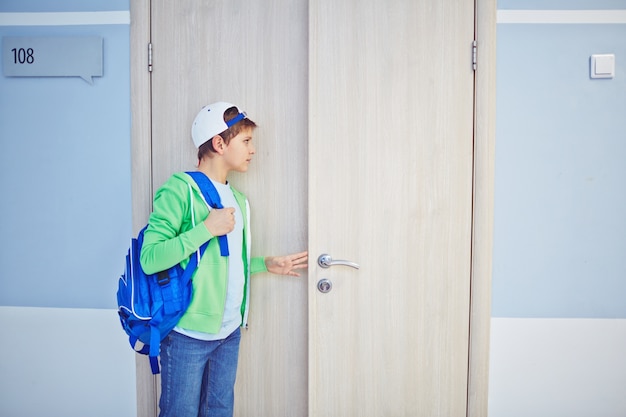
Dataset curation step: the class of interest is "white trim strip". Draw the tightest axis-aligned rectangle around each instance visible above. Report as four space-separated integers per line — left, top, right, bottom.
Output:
0 11 130 26
498 9 626 24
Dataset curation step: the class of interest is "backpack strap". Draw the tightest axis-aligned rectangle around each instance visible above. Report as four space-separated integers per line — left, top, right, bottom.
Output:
147 182 210 374
185 171 229 256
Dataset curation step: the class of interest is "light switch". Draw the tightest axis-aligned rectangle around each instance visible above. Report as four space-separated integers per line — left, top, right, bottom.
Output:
590 54 615 79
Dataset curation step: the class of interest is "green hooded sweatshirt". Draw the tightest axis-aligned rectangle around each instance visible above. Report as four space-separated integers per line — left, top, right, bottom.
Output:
139 172 267 334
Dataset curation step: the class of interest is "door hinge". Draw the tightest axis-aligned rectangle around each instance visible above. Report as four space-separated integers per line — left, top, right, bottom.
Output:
148 42 153 72
472 40 477 71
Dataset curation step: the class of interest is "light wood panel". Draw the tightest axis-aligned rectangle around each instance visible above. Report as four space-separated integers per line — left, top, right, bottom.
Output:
130 1 158 415
468 1 497 415
309 0 476 415
150 1 309 416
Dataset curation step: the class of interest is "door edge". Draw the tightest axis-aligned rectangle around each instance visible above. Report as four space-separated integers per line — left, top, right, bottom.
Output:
467 0 497 416
130 0 158 416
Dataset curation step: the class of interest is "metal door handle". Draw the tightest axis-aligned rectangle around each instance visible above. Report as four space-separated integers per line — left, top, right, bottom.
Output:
317 254 360 270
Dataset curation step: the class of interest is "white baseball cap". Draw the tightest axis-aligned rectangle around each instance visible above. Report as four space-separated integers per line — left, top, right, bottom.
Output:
191 102 248 148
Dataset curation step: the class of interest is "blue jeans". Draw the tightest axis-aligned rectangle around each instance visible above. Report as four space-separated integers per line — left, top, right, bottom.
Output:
158 328 241 417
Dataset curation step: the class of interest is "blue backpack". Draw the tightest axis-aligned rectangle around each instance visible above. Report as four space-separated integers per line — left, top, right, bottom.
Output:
117 171 228 374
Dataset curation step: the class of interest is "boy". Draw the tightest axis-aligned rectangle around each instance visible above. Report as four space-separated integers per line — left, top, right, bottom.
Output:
140 102 307 417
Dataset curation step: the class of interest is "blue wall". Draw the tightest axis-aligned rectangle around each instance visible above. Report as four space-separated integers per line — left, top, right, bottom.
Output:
0 0 132 309
0 2 136 417
493 1 626 318
490 2 626 416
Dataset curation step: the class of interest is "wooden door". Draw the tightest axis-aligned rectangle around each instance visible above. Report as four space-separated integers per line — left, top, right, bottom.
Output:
149 1 309 416
308 0 475 415
132 0 494 416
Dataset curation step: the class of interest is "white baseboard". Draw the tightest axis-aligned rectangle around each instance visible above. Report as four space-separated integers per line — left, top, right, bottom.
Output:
489 318 626 417
0 306 136 417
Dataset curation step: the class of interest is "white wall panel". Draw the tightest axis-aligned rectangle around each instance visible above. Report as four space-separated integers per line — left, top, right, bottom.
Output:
489 318 626 417
0 307 136 417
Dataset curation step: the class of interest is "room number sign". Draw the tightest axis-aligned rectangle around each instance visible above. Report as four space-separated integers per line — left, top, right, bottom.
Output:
2 36 103 84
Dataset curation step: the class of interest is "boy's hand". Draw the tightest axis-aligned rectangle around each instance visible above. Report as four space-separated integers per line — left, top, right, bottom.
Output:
265 251 308 277
203 207 235 236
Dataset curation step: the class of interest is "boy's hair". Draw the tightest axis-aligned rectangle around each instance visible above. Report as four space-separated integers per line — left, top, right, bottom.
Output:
197 107 257 160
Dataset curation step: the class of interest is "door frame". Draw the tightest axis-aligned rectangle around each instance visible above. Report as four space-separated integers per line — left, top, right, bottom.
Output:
129 1 496 416
306 1 497 415
129 1 157 416
466 1 496 415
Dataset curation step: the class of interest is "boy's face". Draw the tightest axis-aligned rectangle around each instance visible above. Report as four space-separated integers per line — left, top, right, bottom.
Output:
223 128 255 173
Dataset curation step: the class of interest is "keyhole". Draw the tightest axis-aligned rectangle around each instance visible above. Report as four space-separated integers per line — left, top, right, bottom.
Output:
317 279 332 293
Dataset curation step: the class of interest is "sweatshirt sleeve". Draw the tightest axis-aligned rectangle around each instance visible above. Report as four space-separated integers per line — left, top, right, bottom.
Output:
140 175 214 274
250 256 268 275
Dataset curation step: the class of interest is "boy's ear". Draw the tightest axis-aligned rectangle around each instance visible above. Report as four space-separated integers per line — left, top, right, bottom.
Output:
211 135 226 154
